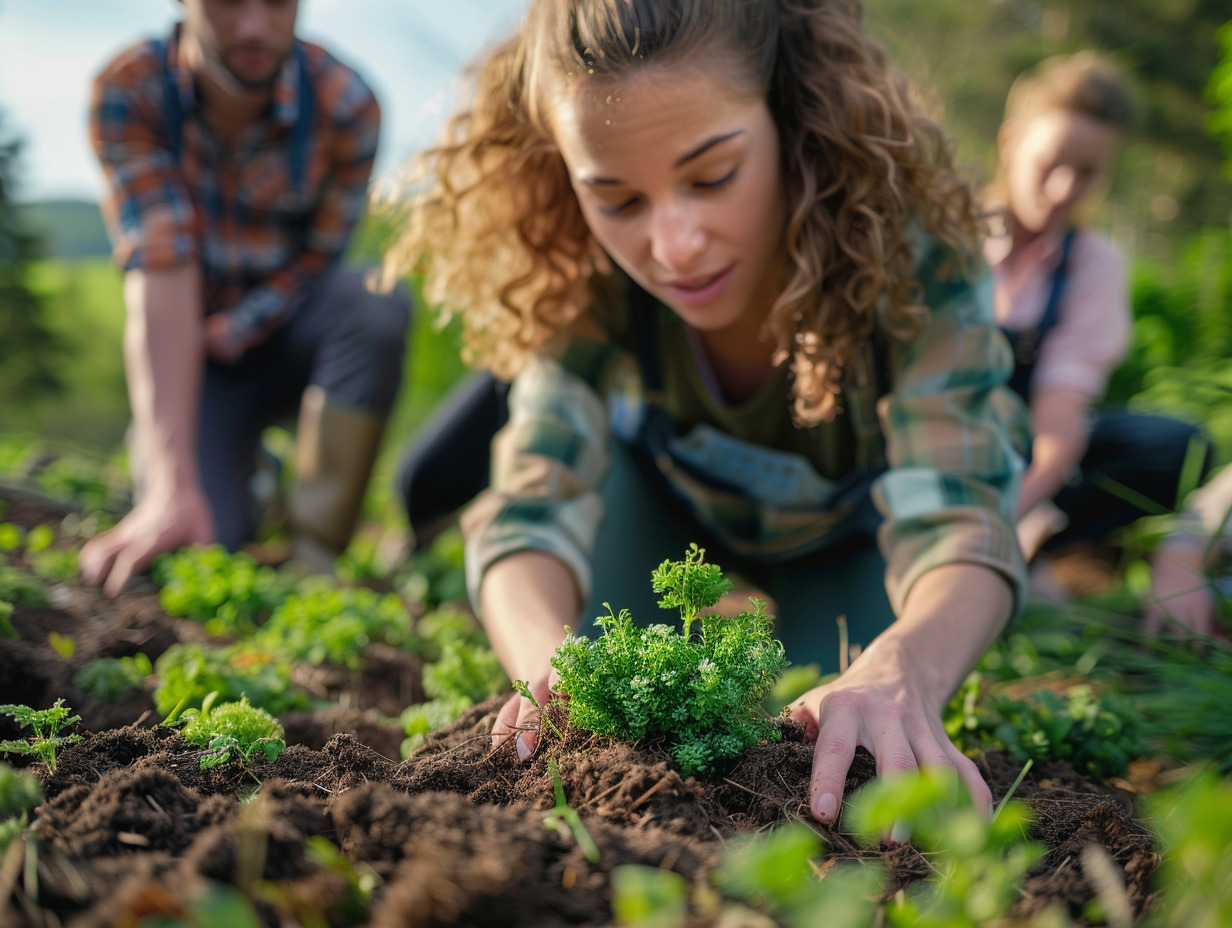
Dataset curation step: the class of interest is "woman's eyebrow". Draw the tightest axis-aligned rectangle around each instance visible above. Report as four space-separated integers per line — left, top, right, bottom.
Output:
674 129 745 168
579 129 747 186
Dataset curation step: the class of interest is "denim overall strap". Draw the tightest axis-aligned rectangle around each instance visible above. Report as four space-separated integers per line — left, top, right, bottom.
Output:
1004 227 1076 401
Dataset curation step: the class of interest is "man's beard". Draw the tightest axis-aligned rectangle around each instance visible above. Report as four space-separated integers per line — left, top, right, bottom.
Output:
202 38 287 94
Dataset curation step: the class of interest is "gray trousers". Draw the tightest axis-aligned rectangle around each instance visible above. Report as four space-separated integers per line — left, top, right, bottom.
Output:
197 266 411 549
582 439 895 674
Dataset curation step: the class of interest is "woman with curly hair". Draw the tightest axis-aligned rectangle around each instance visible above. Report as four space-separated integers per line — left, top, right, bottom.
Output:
383 0 1026 822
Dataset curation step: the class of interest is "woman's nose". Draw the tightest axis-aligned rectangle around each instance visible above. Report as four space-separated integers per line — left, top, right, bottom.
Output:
1043 164 1079 206
649 202 707 272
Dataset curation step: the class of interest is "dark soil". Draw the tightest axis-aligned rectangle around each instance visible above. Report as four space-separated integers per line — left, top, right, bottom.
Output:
0 486 1163 927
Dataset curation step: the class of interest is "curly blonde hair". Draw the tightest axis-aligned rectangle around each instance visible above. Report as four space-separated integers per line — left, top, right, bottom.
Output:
379 0 980 424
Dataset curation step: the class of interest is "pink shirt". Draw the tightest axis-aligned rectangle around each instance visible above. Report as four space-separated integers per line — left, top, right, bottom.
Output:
985 223 1131 404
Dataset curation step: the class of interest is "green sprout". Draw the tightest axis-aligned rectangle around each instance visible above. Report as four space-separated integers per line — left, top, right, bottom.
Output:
543 756 600 864
179 693 287 771
0 699 82 773
513 679 564 741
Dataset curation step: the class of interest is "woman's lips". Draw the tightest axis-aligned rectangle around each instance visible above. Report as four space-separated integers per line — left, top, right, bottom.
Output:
661 266 734 307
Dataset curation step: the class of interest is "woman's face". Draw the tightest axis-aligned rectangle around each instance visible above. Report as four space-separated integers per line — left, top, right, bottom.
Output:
551 62 788 337
1001 107 1119 237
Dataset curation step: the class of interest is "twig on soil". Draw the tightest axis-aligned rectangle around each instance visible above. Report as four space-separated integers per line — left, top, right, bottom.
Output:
721 777 780 806
630 775 676 810
578 780 623 810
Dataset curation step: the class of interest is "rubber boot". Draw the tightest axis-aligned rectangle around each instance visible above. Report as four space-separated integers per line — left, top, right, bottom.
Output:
288 385 387 573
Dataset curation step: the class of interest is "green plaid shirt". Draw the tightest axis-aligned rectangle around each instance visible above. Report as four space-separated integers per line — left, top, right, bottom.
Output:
462 241 1028 616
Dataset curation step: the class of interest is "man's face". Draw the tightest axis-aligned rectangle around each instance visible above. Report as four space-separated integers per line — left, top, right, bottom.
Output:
181 0 299 92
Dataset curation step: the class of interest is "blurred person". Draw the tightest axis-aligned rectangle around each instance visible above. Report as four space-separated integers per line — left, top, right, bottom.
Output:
986 52 1211 594
82 0 411 594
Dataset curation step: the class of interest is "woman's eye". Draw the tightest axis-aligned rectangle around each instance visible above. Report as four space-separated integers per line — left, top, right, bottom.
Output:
695 167 737 190
600 197 640 217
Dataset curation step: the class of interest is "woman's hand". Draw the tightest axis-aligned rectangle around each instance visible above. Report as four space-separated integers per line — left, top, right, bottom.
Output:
788 564 1014 826
81 486 215 596
1146 535 1221 638
788 635 991 825
478 551 579 762
491 667 561 759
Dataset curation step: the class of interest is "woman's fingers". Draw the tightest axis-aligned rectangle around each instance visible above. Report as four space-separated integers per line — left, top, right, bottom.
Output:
491 694 520 750
514 691 544 759
80 529 123 588
808 701 859 824
947 742 993 818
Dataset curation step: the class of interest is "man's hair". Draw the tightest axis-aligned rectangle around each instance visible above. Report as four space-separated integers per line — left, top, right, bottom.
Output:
380 0 980 424
1004 51 1135 132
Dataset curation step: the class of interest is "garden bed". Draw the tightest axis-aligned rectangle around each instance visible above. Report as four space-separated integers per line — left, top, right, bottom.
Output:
0 485 1165 926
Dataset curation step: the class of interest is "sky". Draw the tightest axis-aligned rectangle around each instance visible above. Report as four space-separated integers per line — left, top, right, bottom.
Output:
0 0 523 202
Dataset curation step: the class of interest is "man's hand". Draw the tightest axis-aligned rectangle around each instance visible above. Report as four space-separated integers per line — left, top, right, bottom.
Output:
491 668 560 760
788 635 992 826
204 313 245 364
80 488 214 596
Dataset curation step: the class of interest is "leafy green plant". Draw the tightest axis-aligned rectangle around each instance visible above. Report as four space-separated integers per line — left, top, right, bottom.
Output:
717 823 881 928
552 545 787 777
400 694 473 757
0 698 82 773
610 865 690 928
0 564 48 609
179 694 286 771
254 585 414 668
153 642 306 718
946 677 1144 780
424 640 506 703
153 545 290 637
849 766 1051 927
1145 768 1232 928
72 652 152 703
27 546 79 583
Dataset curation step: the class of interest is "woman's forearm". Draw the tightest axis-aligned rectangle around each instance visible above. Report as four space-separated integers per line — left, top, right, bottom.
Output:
1017 388 1090 518
866 562 1013 709
479 550 581 680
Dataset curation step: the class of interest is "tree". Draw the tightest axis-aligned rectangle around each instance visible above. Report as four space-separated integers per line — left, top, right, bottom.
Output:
0 107 63 403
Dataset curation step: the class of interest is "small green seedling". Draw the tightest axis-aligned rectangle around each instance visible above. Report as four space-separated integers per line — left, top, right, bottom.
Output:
73 653 153 703
543 756 600 864
553 545 787 776
513 679 564 741
0 699 82 773
180 693 287 771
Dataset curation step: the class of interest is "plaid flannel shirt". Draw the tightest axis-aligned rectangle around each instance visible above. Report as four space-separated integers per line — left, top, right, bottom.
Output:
89 26 379 353
462 241 1028 616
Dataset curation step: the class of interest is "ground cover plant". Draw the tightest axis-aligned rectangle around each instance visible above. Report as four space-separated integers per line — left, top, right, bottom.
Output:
1 445 1232 926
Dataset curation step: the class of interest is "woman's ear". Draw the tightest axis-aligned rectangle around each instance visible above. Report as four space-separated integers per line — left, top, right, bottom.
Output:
996 119 1018 163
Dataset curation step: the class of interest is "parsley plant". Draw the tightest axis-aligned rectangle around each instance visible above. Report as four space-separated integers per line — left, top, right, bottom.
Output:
552 545 787 777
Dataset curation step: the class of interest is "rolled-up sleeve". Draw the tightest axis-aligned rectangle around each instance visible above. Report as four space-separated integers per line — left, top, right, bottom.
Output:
460 354 612 613
89 47 197 272
874 264 1028 615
